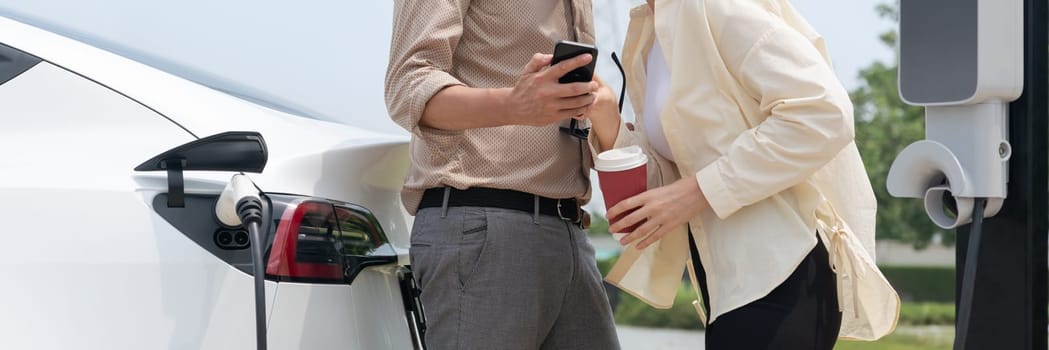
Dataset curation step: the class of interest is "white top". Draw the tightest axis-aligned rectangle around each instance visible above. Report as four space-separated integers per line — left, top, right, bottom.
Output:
642 38 675 161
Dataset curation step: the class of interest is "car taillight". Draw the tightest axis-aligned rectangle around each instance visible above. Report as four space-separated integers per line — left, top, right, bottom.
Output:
266 200 344 282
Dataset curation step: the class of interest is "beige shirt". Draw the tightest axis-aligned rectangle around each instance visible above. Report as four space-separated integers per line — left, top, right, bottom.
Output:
385 0 595 214
594 0 895 340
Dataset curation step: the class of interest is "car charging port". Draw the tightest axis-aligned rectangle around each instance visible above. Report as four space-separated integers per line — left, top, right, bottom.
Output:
214 228 250 250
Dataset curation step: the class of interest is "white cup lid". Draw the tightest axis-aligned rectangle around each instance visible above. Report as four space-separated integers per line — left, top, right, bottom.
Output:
595 146 648 172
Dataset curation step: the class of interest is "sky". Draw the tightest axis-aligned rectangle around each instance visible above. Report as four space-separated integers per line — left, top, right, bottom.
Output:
593 0 896 112
0 0 896 214
790 0 897 88
0 0 895 135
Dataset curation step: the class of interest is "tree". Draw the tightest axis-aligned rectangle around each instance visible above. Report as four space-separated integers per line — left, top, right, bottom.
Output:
850 2 950 248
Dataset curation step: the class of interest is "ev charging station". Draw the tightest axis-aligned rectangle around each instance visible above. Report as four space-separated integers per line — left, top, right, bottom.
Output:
889 0 1022 230
889 0 1047 348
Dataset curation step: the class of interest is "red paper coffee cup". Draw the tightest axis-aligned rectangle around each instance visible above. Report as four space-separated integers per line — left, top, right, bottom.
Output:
595 146 648 237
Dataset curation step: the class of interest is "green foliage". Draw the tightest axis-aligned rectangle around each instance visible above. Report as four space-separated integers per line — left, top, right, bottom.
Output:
612 285 706 330
880 266 955 302
587 213 610 236
899 302 955 326
850 2 951 248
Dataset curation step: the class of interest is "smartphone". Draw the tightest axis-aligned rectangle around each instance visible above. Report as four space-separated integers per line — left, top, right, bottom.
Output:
551 40 598 84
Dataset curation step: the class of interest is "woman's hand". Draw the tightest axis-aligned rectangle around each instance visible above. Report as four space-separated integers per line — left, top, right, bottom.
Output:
608 177 710 249
586 76 623 152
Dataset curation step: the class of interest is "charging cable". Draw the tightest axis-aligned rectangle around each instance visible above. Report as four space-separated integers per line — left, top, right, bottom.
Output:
217 174 267 350
954 197 987 350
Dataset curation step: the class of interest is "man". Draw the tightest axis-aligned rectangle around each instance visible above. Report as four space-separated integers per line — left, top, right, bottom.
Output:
384 1 620 349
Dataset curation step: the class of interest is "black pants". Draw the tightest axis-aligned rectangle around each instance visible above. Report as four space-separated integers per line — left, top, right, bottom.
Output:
688 232 842 350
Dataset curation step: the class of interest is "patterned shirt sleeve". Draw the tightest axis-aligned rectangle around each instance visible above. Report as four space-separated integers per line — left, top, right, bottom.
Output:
384 0 471 136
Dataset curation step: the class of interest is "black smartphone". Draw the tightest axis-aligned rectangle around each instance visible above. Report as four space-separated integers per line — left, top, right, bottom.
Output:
551 40 598 84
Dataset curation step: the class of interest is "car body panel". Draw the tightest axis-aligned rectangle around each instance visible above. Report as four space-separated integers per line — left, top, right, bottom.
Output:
268 269 413 350
0 15 412 248
0 62 273 349
0 15 415 350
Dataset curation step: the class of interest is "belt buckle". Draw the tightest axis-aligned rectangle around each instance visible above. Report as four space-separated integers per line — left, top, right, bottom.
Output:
556 200 568 221
556 199 581 224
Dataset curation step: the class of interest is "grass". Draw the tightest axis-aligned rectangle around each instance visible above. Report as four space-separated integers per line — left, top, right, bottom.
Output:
835 326 953 350
899 302 954 325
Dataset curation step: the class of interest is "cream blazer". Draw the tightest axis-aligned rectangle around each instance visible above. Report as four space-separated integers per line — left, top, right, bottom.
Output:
592 0 895 338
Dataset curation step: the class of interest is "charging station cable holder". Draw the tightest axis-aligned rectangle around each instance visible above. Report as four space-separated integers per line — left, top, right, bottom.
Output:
887 104 1010 229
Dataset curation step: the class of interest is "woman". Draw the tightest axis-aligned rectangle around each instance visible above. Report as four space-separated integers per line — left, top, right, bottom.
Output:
586 0 896 348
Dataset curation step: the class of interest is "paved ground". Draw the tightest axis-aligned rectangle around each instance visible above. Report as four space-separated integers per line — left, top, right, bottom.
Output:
616 326 705 350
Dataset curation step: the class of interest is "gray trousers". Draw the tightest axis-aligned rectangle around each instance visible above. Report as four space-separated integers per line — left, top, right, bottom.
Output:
410 206 620 350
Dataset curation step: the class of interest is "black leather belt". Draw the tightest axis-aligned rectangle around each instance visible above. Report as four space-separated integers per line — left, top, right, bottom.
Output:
419 187 581 223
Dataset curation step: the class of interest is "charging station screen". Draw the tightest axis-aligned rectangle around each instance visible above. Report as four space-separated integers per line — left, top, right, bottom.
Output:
899 0 979 104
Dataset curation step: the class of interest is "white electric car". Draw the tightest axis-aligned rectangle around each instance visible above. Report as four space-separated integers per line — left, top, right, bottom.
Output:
0 15 424 349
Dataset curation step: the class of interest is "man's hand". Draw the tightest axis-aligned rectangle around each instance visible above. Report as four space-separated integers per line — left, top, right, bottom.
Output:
608 177 710 249
503 53 600 127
